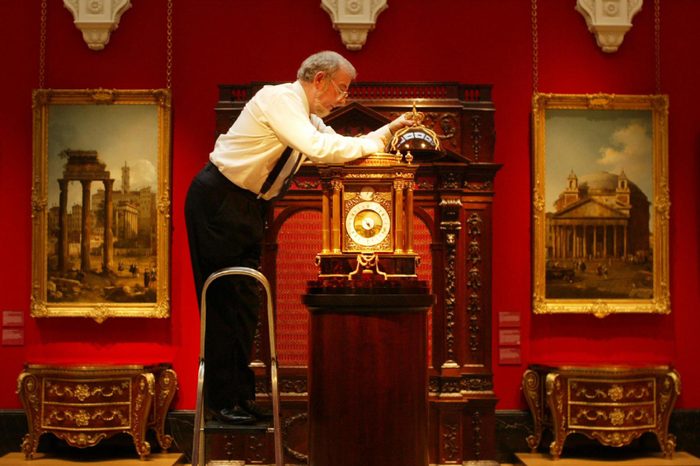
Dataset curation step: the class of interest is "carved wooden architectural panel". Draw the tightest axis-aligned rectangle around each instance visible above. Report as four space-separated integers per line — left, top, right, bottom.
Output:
214 82 500 464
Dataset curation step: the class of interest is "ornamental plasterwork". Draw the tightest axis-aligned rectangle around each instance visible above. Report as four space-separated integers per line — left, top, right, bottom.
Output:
321 0 388 51
63 0 132 50
575 0 643 53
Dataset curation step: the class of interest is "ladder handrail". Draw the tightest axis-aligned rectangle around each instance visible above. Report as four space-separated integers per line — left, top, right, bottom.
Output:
192 267 283 466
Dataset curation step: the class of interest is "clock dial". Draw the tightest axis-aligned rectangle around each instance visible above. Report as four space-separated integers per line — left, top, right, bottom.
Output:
355 210 381 238
359 186 375 201
345 201 391 249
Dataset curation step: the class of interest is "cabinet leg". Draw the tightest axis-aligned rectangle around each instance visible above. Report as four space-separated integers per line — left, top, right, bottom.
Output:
549 437 564 460
526 432 542 453
659 432 677 459
152 368 177 451
132 436 152 461
522 369 544 452
21 433 39 459
154 431 174 451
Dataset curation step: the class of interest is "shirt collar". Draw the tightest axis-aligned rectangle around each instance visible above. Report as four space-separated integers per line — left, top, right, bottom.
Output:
292 80 310 116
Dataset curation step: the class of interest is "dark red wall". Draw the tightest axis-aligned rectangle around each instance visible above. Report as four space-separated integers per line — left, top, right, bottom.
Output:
1 0 698 411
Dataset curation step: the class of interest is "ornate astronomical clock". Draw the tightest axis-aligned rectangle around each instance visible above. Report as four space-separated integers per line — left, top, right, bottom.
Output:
315 107 439 280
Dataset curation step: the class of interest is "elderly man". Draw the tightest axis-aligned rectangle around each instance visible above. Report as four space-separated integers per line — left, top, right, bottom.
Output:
185 50 413 424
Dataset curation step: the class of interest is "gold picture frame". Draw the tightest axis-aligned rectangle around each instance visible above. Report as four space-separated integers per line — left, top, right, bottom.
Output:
31 89 172 321
532 93 669 317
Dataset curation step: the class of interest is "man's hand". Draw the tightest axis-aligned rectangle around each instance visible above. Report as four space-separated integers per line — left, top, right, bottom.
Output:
388 113 417 134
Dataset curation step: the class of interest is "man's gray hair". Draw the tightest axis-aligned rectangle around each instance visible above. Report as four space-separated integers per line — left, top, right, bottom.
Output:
297 51 357 82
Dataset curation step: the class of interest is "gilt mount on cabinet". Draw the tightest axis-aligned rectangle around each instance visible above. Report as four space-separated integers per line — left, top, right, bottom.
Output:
213 81 501 465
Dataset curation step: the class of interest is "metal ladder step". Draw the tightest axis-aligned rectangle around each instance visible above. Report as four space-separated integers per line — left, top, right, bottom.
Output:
203 419 275 434
192 267 283 466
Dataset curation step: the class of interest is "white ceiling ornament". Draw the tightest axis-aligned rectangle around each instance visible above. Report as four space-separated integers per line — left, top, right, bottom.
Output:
63 0 132 51
321 0 388 51
575 0 643 53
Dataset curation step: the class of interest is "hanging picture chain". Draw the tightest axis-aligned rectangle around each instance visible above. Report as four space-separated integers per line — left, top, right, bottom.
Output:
531 0 539 94
530 0 661 94
654 0 661 94
38 0 174 89
166 0 173 89
39 0 48 89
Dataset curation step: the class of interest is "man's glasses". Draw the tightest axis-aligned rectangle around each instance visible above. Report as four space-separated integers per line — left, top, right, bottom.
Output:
329 78 349 101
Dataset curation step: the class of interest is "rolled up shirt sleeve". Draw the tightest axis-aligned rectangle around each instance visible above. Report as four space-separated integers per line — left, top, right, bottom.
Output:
210 81 395 196
261 89 390 163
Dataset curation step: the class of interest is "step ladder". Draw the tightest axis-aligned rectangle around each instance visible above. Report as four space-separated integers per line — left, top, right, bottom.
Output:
191 267 283 466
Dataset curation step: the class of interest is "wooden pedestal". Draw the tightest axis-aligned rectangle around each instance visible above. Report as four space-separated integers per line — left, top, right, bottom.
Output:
304 290 433 466
17 364 177 460
523 364 680 459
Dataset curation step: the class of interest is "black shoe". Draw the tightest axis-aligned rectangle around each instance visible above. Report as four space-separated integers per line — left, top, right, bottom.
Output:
239 400 273 421
211 406 256 424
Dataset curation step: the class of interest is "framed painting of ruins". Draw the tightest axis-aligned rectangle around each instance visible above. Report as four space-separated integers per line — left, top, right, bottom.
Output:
31 89 172 321
532 93 669 316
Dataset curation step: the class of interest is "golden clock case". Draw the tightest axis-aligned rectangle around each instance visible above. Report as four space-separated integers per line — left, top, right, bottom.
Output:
315 150 421 280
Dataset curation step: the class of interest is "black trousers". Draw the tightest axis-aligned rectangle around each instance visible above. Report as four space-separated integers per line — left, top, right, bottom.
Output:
185 161 268 411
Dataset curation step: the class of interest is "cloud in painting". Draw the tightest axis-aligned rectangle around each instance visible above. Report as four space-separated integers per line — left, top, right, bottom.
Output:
595 120 651 193
124 159 157 191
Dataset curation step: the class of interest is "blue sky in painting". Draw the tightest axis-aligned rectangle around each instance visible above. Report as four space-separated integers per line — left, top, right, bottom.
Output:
47 104 158 208
544 109 652 213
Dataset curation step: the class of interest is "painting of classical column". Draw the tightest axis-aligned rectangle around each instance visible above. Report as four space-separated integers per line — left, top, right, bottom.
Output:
32 89 171 320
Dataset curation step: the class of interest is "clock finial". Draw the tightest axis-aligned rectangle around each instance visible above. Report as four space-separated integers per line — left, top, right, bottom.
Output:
390 103 440 155
405 102 425 125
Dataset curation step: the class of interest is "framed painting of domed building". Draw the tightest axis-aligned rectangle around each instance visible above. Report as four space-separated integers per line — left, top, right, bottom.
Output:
532 93 669 316
31 89 172 321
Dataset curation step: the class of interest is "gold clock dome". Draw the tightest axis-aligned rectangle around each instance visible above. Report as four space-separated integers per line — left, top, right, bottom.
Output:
389 104 441 156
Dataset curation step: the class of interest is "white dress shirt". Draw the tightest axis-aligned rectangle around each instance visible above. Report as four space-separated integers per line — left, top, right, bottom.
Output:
210 81 392 200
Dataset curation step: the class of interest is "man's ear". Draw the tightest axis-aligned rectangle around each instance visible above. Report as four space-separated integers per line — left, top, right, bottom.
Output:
313 71 326 89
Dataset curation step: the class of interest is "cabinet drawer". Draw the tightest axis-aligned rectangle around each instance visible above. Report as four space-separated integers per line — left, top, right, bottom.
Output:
41 403 132 430
43 378 132 403
568 378 655 403
568 402 656 430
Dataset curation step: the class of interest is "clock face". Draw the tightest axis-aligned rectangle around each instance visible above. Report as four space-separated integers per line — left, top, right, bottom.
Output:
344 201 392 250
342 183 393 252
359 186 375 201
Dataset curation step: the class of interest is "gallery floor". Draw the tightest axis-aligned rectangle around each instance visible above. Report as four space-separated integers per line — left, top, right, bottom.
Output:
0 452 183 465
516 452 700 466
1 450 698 466
0 443 700 466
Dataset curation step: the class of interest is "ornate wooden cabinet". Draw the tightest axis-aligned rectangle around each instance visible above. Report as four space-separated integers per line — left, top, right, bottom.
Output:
17 364 177 460
522 364 680 459
214 82 500 464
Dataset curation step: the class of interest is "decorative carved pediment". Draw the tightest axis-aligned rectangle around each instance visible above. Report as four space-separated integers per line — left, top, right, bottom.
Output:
324 101 391 136
324 102 470 165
